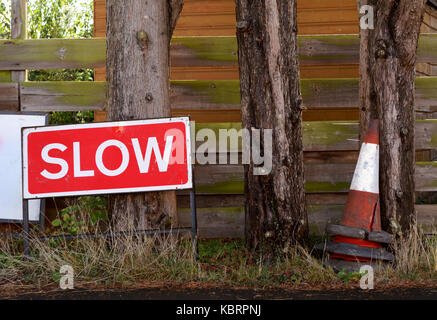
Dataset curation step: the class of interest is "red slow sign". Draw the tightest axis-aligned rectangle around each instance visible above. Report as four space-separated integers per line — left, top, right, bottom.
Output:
22 118 192 199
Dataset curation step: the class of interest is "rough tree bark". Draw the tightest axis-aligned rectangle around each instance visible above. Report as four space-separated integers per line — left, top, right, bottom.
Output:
356 0 427 234
235 0 307 253
106 0 183 231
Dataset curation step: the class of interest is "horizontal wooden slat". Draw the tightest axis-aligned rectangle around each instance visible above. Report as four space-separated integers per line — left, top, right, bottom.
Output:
17 81 437 150
2 34 437 71
19 77 437 120
191 162 437 195
178 207 245 238
0 71 12 82
0 39 106 70
177 204 437 238
20 81 106 111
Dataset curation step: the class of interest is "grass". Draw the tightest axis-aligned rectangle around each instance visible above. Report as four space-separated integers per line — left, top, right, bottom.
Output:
0 200 436 291
1 233 435 291
0 234 341 289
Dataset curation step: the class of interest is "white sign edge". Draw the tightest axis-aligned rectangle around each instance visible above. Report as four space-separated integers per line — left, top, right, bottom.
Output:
22 117 193 199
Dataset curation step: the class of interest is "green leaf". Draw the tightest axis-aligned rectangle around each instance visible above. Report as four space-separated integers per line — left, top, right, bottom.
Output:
51 218 62 227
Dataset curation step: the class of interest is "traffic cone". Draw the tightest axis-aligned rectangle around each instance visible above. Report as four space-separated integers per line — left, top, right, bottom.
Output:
315 120 394 271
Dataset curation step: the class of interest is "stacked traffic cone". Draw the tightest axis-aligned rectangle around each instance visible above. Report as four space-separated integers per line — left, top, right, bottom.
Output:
315 120 394 272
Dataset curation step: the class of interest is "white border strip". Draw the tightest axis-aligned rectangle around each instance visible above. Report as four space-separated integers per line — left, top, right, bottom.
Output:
350 142 379 194
23 117 192 199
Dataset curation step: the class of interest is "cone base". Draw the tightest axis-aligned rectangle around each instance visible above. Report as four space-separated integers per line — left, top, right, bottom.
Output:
325 258 389 273
314 241 394 261
333 235 382 248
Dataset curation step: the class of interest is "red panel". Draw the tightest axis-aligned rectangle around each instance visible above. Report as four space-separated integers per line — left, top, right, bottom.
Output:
23 119 191 198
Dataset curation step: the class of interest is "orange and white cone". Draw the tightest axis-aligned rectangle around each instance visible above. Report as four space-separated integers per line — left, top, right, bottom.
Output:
315 120 394 267
340 119 381 233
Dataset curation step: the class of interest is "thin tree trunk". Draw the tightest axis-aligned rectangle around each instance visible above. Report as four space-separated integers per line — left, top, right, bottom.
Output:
106 0 183 231
235 0 307 253
357 0 426 234
11 0 27 83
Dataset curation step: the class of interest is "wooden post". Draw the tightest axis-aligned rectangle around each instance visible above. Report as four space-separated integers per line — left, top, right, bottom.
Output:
0 0 27 235
356 0 427 234
106 0 183 231
11 0 27 85
235 0 308 253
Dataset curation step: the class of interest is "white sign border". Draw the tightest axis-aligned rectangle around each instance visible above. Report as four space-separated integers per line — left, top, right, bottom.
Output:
22 117 192 199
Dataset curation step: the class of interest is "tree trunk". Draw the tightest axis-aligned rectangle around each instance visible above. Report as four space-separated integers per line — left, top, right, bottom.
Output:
235 0 307 253
357 0 427 234
106 0 183 231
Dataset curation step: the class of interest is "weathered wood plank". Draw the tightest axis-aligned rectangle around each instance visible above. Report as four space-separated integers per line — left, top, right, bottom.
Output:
178 207 245 239
3 34 437 70
194 121 437 151
17 81 437 150
171 80 240 110
177 194 245 208
417 205 437 234
0 83 19 110
418 33 437 63
169 77 437 114
177 204 436 238
20 79 437 119
0 71 12 83
0 39 106 70
171 33 437 67
415 162 437 192
40 193 436 239
191 162 437 194
21 81 106 111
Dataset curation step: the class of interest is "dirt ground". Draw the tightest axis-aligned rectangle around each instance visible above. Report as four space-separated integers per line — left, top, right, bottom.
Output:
2 282 437 300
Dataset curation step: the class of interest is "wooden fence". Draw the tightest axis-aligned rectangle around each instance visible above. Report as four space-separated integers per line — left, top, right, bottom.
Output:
0 0 436 237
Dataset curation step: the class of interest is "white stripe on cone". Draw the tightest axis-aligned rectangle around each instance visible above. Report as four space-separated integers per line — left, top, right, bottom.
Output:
350 143 379 194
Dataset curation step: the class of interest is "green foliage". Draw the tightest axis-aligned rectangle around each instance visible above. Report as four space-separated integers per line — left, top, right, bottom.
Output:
28 68 94 82
51 196 108 235
336 269 366 285
0 0 10 38
0 0 93 39
51 270 62 283
0 0 95 125
49 110 94 125
27 0 95 126
26 0 95 112
27 0 93 39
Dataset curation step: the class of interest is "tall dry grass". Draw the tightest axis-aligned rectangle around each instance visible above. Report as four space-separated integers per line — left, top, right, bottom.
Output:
379 225 437 282
0 198 435 289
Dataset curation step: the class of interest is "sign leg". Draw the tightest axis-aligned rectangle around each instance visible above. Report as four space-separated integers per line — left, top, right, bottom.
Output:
190 176 198 261
23 199 30 259
39 199 46 233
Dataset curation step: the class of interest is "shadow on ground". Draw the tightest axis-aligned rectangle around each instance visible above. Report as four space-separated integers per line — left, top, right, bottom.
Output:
7 286 437 300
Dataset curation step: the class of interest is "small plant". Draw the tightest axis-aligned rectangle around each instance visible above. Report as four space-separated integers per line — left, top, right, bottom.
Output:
336 269 366 285
51 196 108 235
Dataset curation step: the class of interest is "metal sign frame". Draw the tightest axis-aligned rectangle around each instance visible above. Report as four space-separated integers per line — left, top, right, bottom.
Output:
2 116 197 260
20 171 198 260
22 117 193 198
